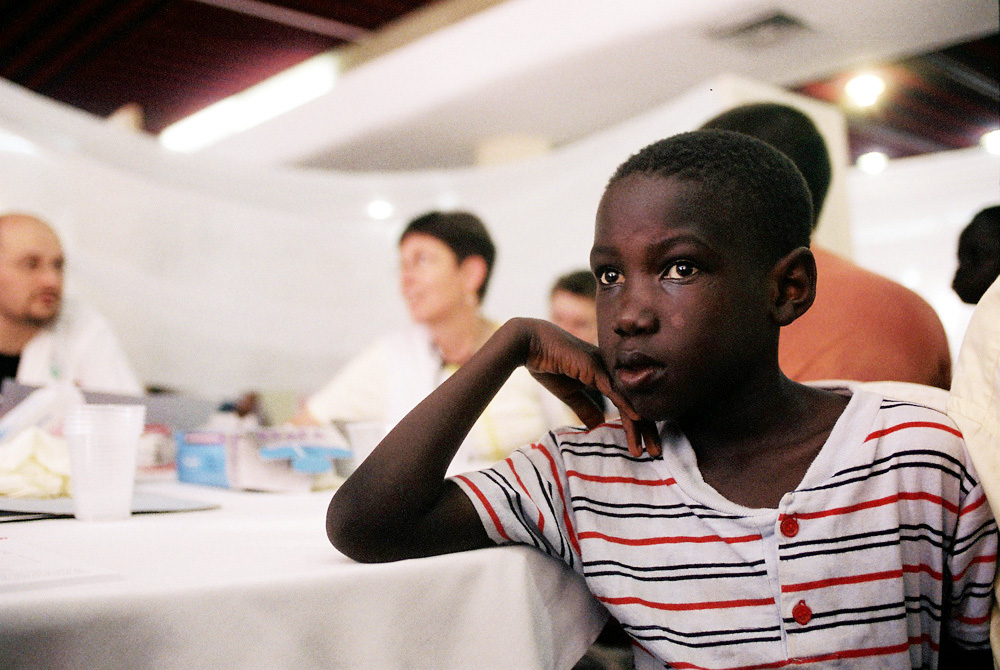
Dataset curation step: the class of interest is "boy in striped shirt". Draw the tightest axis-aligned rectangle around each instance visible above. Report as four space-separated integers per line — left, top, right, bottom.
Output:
328 130 996 669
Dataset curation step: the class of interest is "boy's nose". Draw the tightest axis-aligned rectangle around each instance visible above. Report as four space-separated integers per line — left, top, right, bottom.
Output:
613 287 659 336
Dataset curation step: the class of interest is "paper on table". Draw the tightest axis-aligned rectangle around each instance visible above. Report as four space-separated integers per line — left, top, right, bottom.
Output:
0 536 119 592
0 491 220 522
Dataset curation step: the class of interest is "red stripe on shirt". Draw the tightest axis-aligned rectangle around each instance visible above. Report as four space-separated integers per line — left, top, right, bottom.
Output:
507 456 545 533
959 493 989 517
909 633 940 651
865 421 962 442
788 491 960 519
530 442 580 555
599 594 774 612
667 642 910 669
567 470 676 486
903 562 944 581
952 553 998 581
579 530 761 546
782 569 903 593
781 562 961 593
956 613 992 625
454 474 511 542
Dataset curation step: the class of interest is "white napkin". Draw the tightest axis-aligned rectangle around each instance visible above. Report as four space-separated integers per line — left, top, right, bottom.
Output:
0 427 71 498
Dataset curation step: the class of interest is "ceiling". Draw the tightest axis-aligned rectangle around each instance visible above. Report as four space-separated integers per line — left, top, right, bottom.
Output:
0 0 439 133
1 0 997 170
794 33 998 161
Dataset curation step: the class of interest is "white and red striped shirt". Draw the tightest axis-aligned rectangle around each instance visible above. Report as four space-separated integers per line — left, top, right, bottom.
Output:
454 388 996 669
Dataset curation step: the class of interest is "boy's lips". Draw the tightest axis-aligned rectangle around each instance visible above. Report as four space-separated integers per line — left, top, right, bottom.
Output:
614 351 665 391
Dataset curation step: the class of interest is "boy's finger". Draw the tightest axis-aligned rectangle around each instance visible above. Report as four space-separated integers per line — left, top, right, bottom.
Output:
594 374 641 422
621 417 643 458
641 422 661 458
568 393 606 429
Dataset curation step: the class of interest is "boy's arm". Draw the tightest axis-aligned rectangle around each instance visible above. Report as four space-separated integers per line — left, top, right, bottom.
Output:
326 317 649 563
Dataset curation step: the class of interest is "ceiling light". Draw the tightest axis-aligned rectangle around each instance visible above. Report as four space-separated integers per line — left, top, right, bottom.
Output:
845 74 885 107
981 129 1000 155
160 52 339 153
436 192 460 211
366 200 394 220
856 151 888 174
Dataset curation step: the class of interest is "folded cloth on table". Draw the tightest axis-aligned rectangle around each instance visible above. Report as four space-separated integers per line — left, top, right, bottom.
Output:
0 427 70 498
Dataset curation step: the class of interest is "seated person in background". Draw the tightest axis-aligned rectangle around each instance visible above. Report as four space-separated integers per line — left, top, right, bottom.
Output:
0 212 142 395
327 130 995 669
952 204 1000 305
549 269 613 419
292 210 570 473
205 391 270 431
702 103 952 389
549 269 599 345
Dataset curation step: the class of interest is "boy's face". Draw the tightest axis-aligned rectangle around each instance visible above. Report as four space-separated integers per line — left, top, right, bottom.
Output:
591 174 777 422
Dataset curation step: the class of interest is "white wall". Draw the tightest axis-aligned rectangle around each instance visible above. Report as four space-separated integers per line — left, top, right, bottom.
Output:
848 148 1000 362
1 78 995 401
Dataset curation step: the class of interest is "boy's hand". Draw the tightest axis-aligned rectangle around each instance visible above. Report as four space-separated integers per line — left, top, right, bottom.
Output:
514 318 661 458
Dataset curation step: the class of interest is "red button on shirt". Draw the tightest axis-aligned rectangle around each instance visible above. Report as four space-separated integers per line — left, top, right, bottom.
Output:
792 600 812 625
780 516 799 537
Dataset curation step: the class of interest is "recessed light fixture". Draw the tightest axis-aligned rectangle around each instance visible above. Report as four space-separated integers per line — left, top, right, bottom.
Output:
436 192 460 210
981 129 1000 155
160 52 339 153
856 151 888 174
366 199 394 220
845 73 886 107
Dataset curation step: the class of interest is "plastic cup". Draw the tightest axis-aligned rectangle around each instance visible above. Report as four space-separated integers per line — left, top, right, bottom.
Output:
64 404 146 521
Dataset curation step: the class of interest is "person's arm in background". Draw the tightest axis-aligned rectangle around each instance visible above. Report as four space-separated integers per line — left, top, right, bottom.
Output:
288 342 389 426
326 317 654 563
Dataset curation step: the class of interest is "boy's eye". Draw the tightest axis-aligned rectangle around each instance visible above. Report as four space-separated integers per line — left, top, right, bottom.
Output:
596 268 622 286
664 261 698 280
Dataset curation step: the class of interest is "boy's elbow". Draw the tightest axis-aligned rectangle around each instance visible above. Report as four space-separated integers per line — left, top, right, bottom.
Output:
326 496 384 563
326 490 408 563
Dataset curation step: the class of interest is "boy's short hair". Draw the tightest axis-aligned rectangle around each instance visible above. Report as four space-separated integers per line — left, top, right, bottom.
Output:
551 270 597 299
700 103 831 226
400 210 497 299
609 129 813 264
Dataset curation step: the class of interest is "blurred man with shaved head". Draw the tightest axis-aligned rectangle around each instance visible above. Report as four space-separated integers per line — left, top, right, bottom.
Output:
0 213 141 395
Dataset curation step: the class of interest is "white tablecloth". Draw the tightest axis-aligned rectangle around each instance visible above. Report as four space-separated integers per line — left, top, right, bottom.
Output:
0 482 606 670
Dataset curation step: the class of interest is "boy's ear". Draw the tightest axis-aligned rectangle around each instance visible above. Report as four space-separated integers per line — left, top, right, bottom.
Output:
459 255 488 299
769 247 816 326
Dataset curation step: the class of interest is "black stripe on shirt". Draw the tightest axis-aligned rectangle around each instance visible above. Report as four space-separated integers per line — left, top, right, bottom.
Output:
583 557 768 582
481 468 548 554
825 448 969 483
623 621 782 648
570 496 746 523
802 459 967 496
952 518 998 555
879 400 940 412
779 525 950 561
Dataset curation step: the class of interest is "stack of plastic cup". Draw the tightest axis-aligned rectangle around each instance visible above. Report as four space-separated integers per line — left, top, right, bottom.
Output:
64 404 146 521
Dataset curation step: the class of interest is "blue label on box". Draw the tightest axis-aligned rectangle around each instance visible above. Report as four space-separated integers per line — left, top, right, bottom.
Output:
176 437 230 488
